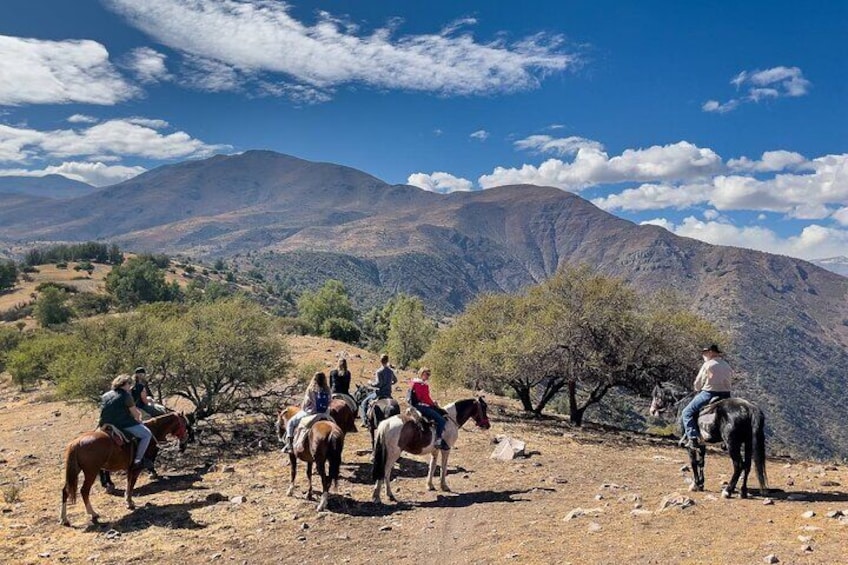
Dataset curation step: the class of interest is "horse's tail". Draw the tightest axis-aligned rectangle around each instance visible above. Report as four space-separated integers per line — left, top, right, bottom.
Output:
751 406 769 493
372 421 386 482
328 428 344 489
62 442 80 505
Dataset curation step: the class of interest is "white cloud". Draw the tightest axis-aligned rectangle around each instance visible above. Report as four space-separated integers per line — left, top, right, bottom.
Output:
514 134 604 156
727 150 808 173
703 209 720 221
833 207 848 226
596 153 848 219
470 130 489 141
125 46 170 83
433 129 443 136
0 161 145 187
0 118 229 163
407 171 474 194
644 216 848 261
0 34 139 105
479 141 722 190
67 114 99 124
702 99 739 114
105 0 576 100
704 66 811 113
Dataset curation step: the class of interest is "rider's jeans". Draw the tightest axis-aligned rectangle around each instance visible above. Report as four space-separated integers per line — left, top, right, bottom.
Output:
682 390 730 439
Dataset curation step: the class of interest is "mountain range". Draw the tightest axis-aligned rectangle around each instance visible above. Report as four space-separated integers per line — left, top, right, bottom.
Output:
1 150 847 459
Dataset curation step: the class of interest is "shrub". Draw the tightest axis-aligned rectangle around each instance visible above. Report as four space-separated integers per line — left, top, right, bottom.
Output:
2 484 21 503
34 287 73 327
6 331 72 388
321 317 361 344
0 260 17 291
55 262 68 269
68 292 112 317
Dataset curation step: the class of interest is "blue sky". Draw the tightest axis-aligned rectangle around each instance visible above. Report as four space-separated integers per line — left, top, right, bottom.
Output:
1 1 846 260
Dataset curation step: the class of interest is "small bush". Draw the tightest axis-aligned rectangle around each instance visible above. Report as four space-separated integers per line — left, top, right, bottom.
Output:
2 484 22 504
0 302 33 323
321 317 361 344
36 282 78 294
55 262 68 269
21 266 39 274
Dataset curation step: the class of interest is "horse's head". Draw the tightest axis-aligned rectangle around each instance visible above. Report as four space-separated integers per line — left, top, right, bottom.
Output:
472 396 491 430
649 383 688 417
275 406 300 442
178 412 197 452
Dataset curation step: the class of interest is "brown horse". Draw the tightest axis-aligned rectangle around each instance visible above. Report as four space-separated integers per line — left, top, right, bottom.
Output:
277 406 345 511
60 413 189 526
372 397 490 503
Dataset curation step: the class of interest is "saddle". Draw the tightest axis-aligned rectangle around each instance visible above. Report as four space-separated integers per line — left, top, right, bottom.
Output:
697 399 724 442
403 406 445 431
99 424 131 447
332 393 357 413
293 413 334 451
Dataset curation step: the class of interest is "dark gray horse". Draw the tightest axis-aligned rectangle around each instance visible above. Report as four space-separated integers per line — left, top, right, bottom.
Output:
353 384 400 448
650 383 768 498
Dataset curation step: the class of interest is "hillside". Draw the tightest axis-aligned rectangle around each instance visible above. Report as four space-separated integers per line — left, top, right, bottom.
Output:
0 151 847 459
0 175 96 200
1 337 847 565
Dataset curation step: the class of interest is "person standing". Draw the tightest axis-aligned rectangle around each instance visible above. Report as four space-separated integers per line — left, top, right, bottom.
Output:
360 354 396 427
409 367 450 450
681 344 732 449
329 358 351 395
99 374 155 471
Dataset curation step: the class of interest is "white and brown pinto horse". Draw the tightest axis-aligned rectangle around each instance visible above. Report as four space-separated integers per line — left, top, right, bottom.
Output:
371 397 490 504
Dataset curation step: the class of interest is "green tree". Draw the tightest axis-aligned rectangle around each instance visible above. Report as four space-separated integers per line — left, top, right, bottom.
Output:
321 317 361 344
362 296 397 352
213 258 226 271
105 256 181 308
386 295 436 369
0 260 17 291
0 326 23 372
297 279 357 335
34 286 72 327
6 331 73 389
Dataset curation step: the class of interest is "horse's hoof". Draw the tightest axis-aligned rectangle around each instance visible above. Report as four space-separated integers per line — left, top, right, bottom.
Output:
126 502 135 510
60 520 70 527
740 490 748 499
286 486 294 497
388 496 397 503
90 514 100 524
440 485 452 493
721 489 732 499
688 483 703 492
306 492 315 501
427 484 436 491
372 496 381 504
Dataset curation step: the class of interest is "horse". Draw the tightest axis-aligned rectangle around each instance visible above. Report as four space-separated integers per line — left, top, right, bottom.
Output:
60 412 189 526
650 383 768 498
353 384 400 447
372 396 490 504
276 406 345 511
99 411 195 493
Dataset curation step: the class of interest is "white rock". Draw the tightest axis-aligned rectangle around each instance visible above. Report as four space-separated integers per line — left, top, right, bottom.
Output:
763 555 779 564
801 511 816 519
490 437 527 461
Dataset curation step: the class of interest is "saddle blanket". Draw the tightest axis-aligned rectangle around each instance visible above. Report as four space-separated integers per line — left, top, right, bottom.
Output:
293 413 334 450
99 424 130 447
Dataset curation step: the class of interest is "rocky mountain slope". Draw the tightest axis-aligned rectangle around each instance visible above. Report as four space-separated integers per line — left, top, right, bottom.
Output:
0 174 96 200
0 151 846 458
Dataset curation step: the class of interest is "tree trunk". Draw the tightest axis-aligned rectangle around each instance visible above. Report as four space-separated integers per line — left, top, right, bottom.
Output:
568 382 581 424
514 385 534 412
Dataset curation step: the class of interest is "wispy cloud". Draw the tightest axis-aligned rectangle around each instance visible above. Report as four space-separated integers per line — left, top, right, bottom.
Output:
67 114 100 124
105 0 577 101
470 130 489 141
0 34 139 106
514 134 604 156
0 161 145 187
124 47 170 84
703 66 811 113
0 118 229 163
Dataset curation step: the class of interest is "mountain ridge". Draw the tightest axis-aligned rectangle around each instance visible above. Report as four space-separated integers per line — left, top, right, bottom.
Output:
1 150 846 458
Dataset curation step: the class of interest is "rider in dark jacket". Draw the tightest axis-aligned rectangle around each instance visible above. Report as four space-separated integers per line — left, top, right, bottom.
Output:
99 374 155 470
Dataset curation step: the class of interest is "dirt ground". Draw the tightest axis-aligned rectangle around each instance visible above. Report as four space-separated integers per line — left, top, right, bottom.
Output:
1 337 846 565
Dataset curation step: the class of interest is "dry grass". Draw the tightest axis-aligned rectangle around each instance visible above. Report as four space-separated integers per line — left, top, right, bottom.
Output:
0 263 109 314
0 339 846 564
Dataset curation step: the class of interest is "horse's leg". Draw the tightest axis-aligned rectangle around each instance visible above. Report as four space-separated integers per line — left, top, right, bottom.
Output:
286 454 297 497
427 453 438 491
687 448 703 491
125 468 140 510
439 450 451 492
740 439 753 499
80 470 100 523
316 456 329 512
99 470 116 494
723 440 743 499
306 461 314 500
384 448 399 503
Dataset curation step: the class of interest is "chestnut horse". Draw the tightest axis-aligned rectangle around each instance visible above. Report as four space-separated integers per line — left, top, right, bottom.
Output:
60 412 189 526
276 406 345 511
372 397 490 504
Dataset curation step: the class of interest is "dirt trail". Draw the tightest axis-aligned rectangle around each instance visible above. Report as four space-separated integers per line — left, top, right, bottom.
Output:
1 339 847 564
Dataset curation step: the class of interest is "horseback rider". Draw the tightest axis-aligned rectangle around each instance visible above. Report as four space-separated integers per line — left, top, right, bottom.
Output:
409 367 450 451
330 358 351 395
283 372 332 453
99 374 155 471
681 344 732 449
131 367 166 418
360 354 397 427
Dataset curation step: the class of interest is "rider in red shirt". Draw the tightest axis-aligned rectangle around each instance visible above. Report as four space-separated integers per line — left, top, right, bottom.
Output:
409 367 449 450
